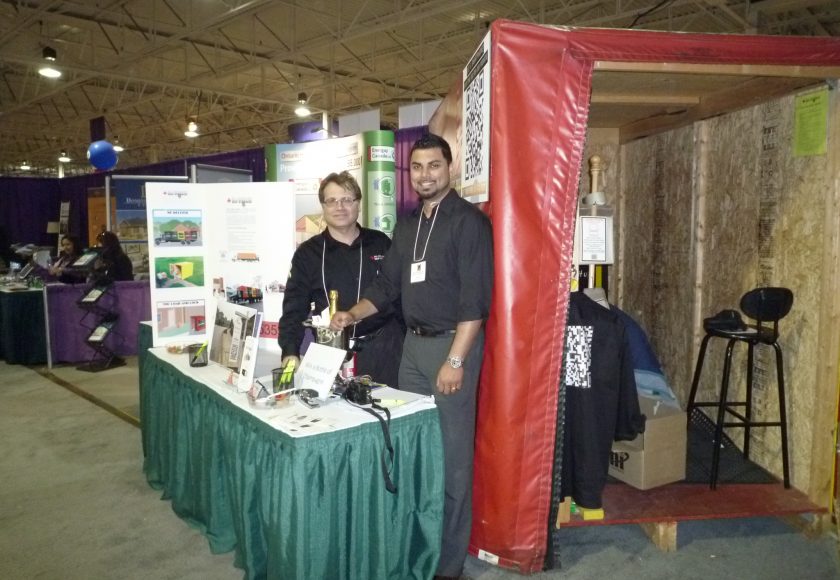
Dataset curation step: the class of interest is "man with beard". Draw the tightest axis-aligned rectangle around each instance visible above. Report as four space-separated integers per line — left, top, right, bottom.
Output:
331 134 494 579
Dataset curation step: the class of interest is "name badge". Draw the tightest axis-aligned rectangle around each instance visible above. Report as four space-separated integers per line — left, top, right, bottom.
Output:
411 260 426 283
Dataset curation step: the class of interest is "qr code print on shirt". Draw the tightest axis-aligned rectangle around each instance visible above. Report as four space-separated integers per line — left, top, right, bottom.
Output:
565 325 593 389
464 73 484 182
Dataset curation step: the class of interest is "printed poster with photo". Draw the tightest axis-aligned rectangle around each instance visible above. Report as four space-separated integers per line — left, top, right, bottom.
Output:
146 182 296 377
265 135 365 246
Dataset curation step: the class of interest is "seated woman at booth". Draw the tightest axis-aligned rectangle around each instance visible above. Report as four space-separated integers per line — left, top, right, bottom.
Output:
48 235 83 283
92 231 134 283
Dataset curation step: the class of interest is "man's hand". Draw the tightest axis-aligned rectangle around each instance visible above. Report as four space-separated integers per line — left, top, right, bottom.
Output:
330 311 355 331
436 364 464 395
280 355 300 369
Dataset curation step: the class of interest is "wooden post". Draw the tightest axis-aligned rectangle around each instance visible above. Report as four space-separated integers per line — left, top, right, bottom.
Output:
639 521 678 552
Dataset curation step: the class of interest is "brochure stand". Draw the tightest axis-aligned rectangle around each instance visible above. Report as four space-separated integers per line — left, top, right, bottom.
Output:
76 282 125 372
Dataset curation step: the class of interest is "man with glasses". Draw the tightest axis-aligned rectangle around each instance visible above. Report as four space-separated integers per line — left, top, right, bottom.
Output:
278 170 402 387
330 134 493 580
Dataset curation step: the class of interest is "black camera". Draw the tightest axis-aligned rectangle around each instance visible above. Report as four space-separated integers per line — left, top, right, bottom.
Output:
344 380 373 405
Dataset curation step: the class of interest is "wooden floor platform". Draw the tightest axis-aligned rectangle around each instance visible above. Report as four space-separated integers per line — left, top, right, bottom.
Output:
558 482 827 552
565 482 824 526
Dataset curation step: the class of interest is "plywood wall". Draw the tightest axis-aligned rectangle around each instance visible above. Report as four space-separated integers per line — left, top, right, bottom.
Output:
614 87 834 492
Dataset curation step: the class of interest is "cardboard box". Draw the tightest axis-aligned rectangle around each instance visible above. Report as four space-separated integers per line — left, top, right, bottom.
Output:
608 396 686 490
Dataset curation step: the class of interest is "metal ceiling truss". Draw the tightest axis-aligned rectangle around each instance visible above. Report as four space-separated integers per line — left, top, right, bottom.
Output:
0 0 837 176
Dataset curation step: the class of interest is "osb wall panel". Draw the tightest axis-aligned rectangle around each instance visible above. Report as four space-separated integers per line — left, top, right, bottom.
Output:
645 126 696 399
693 107 763 406
618 89 830 491
618 137 659 324
617 126 695 397
753 92 827 490
695 94 827 490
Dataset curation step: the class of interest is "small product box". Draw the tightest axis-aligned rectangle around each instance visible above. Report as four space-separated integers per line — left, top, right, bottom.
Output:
608 395 686 490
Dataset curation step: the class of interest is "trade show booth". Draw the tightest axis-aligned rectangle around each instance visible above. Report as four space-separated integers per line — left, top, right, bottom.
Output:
443 22 840 572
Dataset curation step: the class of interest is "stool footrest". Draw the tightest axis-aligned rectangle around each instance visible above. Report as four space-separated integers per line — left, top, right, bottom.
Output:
723 421 784 428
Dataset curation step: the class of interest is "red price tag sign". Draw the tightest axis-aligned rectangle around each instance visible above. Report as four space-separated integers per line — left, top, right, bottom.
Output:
260 321 279 339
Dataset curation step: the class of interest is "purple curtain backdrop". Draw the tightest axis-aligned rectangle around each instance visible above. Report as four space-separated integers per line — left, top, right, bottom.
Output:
0 177 61 247
0 147 265 251
1 137 427 250
47 280 152 362
395 126 427 217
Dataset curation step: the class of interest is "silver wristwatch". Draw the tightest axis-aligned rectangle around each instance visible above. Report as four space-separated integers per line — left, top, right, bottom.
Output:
446 355 463 369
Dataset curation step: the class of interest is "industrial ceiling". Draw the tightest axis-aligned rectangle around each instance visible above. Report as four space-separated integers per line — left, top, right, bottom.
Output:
0 0 838 176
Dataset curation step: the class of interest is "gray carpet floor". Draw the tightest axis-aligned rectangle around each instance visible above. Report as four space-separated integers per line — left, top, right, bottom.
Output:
1 360 839 580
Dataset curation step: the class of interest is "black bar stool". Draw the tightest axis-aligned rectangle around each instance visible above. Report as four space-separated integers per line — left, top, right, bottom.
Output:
686 287 793 489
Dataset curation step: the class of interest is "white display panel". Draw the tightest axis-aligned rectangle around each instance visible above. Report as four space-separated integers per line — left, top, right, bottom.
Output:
146 182 296 377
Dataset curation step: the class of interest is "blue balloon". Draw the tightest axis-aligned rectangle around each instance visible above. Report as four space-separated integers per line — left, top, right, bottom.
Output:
87 140 118 170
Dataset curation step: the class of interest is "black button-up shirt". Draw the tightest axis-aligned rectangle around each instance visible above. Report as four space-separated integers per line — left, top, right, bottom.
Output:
278 226 393 357
365 189 493 331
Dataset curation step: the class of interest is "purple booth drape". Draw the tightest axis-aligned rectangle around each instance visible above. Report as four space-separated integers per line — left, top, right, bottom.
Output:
395 126 427 217
1 147 265 251
47 281 152 363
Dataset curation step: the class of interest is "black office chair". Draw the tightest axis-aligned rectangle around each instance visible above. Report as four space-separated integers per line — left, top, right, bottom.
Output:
686 287 793 489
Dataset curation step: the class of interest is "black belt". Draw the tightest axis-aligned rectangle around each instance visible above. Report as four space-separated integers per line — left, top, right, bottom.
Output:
409 327 456 337
353 326 385 344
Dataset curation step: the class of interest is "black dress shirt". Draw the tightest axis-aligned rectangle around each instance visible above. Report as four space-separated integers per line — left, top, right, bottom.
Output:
365 189 493 331
278 226 393 357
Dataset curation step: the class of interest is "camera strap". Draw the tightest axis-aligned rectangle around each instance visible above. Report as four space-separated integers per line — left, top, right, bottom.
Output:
359 402 397 494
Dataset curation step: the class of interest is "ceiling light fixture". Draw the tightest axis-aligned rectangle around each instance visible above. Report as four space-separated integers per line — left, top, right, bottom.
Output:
184 120 199 138
58 151 70 163
112 137 125 152
38 46 62 78
20 162 31 171
295 92 311 117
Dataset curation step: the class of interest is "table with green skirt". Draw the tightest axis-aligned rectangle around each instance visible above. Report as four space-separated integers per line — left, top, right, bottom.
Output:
138 324 444 580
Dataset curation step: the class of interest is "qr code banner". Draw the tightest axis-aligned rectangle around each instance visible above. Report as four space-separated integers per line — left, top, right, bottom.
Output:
460 31 491 204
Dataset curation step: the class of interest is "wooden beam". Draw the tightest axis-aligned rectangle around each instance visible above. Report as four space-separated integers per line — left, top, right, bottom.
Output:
554 498 572 527
591 94 701 106
639 521 678 552
619 77 820 144
808 87 840 511
595 61 840 80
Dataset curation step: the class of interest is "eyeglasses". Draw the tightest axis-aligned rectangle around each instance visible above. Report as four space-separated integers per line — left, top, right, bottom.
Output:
321 197 359 208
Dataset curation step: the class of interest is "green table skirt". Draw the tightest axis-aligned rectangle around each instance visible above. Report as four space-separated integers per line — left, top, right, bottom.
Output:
138 333 443 580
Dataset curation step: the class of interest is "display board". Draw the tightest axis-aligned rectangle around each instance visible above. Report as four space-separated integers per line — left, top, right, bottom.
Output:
107 175 189 279
265 130 397 238
190 163 252 183
145 182 296 378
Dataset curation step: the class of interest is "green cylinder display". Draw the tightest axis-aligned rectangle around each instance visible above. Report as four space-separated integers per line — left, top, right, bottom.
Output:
362 131 397 236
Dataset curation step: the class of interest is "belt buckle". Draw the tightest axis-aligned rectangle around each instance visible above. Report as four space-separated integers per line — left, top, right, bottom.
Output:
413 326 442 337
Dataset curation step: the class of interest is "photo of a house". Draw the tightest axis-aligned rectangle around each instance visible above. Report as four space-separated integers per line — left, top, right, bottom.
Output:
156 302 206 338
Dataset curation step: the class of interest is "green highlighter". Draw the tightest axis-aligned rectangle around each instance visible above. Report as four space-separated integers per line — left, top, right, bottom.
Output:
275 359 296 392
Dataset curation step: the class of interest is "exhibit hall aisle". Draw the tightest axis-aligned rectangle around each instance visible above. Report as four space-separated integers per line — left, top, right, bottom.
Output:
0 361 237 580
3 360 839 580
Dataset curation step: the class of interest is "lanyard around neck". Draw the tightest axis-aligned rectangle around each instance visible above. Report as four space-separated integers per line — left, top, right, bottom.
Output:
413 203 440 263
